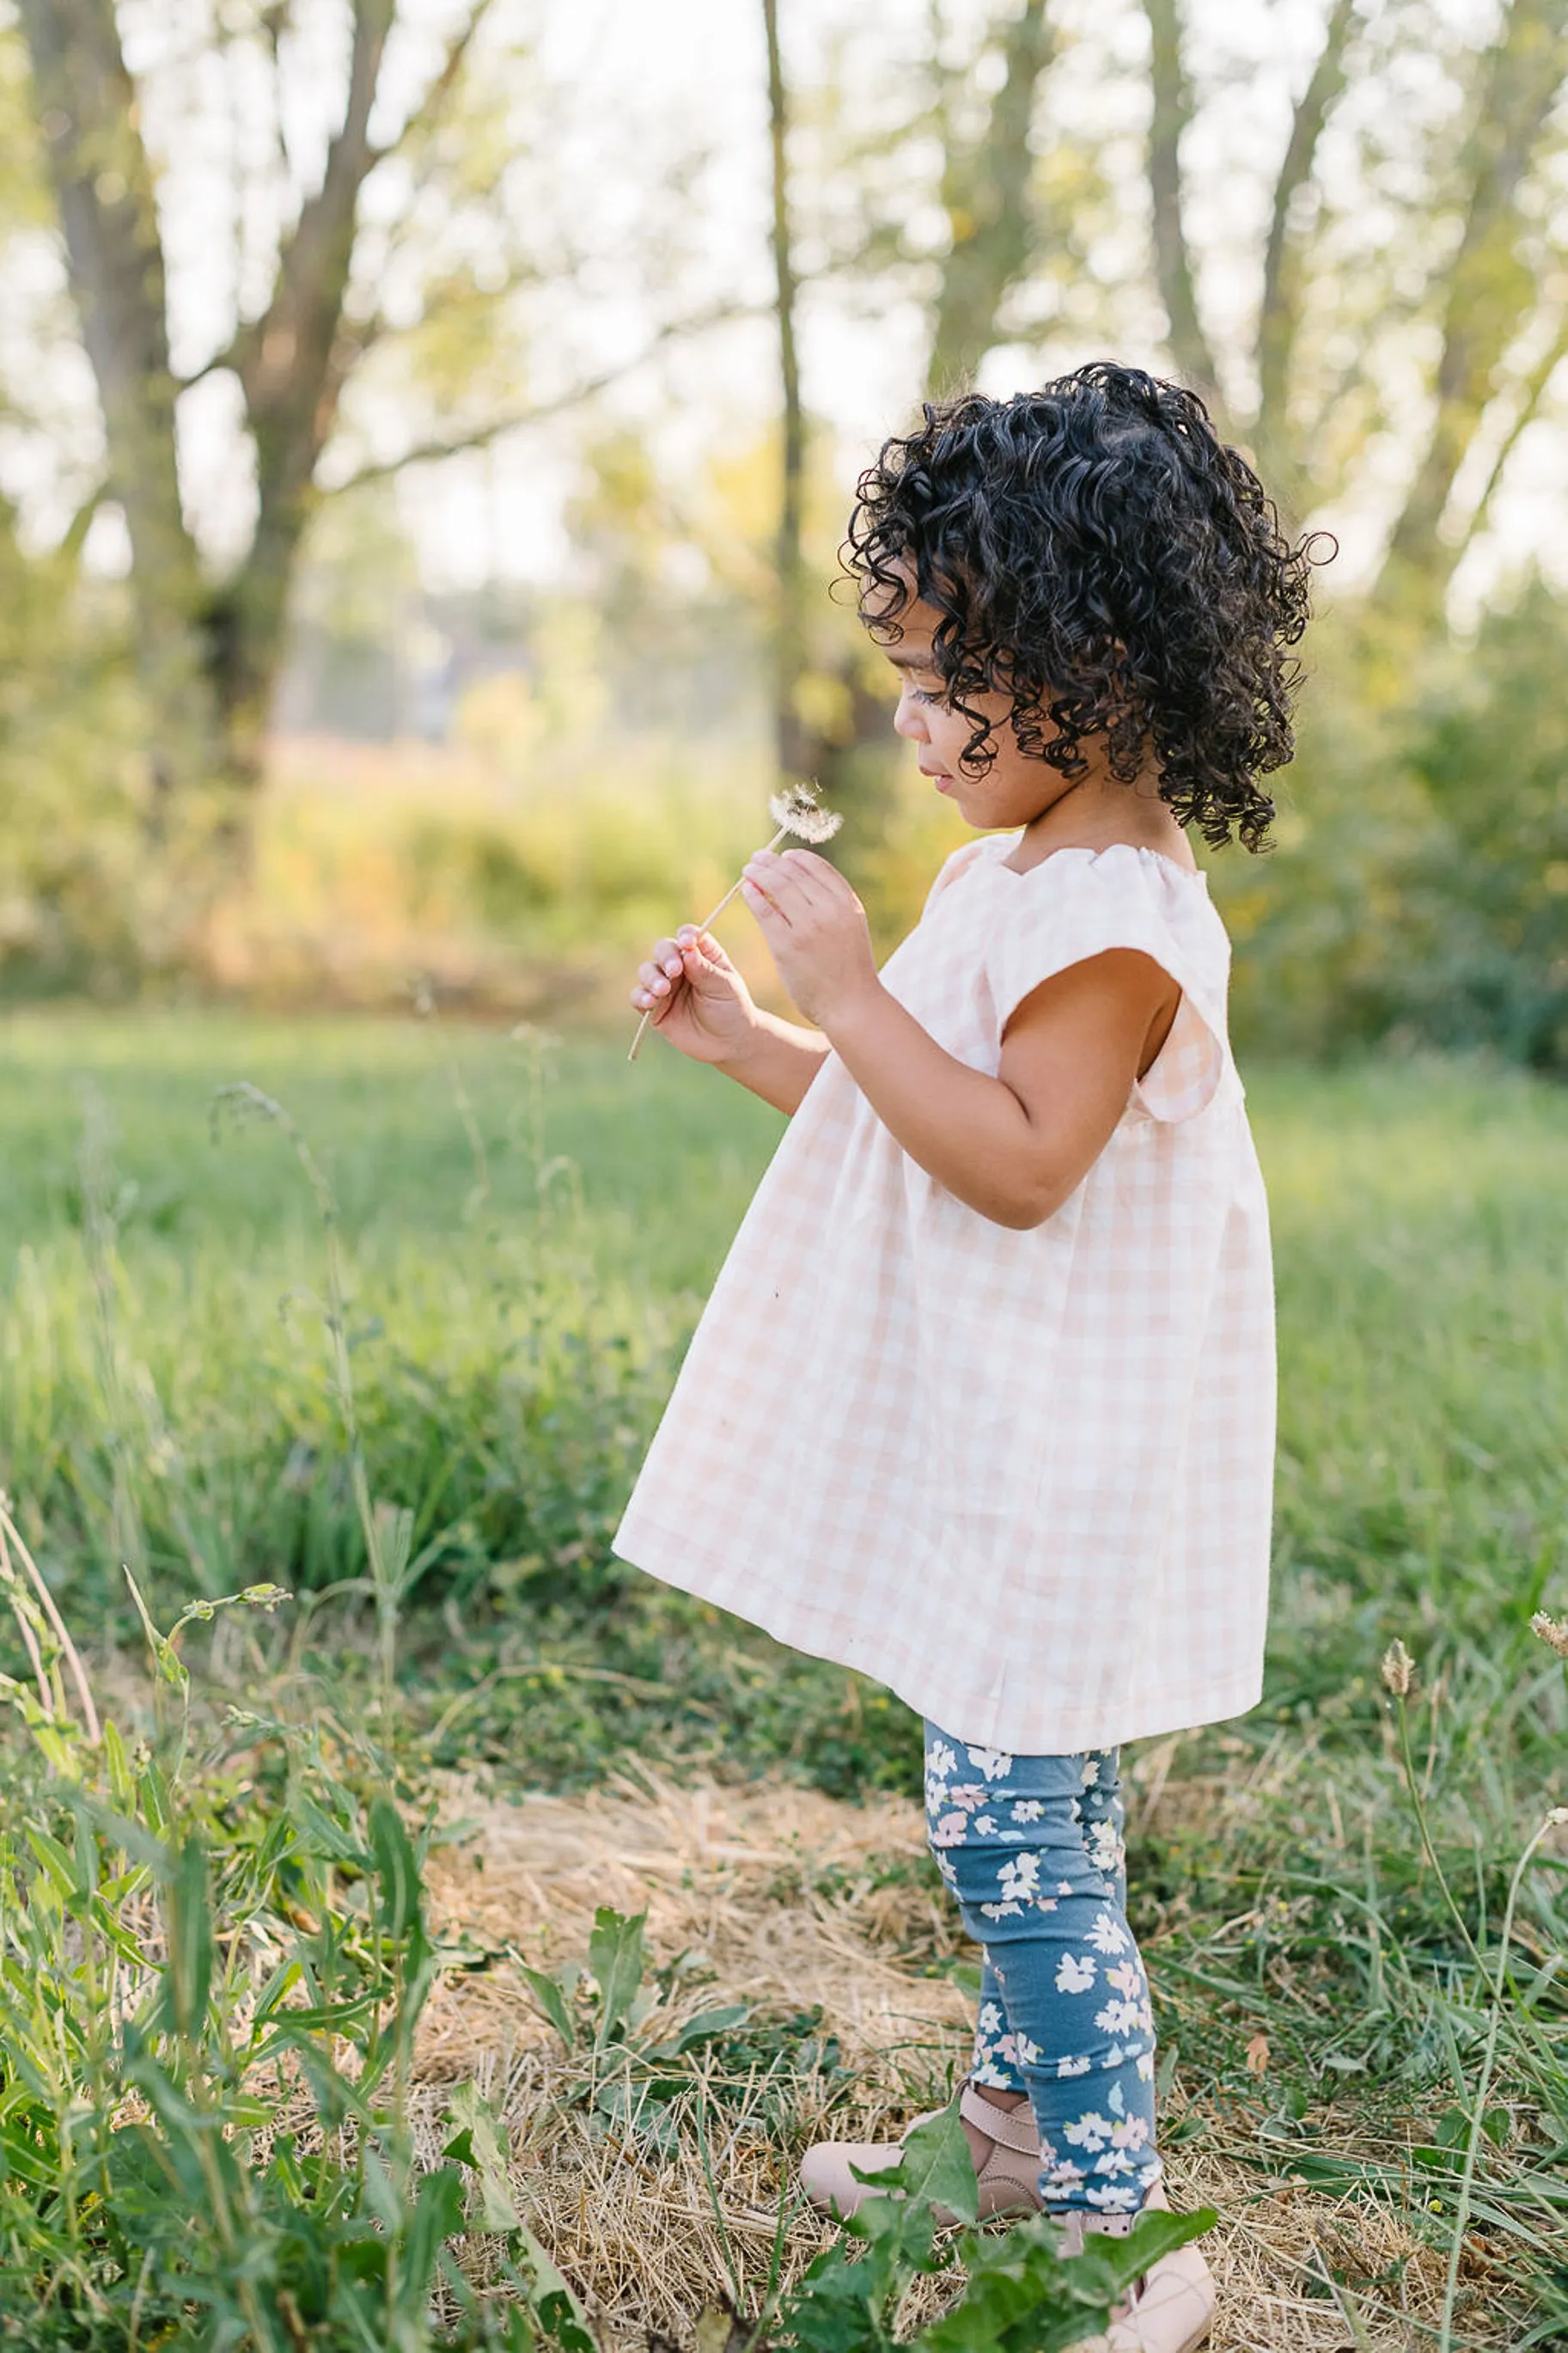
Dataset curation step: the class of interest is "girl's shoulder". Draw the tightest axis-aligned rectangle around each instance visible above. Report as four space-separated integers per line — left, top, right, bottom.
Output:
919 834 1000 913
925 834 1227 969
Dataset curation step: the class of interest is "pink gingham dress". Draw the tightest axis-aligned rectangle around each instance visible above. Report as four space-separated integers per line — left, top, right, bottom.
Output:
613 834 1275 1754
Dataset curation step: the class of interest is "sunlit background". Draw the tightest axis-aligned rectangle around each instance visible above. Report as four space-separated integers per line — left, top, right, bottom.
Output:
3 11 1568 2345
3 0 1566 1060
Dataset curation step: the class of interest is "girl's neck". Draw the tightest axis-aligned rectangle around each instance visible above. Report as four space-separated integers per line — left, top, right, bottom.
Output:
1004 762 1195 876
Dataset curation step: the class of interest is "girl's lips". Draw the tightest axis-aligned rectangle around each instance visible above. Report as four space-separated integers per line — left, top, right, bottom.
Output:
923 769 955 795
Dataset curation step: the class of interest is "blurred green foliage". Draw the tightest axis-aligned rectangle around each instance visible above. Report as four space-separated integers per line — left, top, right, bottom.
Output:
0 1017 1564 2342
0 514 149 997
1212 582 1568 1072
8 491 1568 1066
1 1014 1565 1794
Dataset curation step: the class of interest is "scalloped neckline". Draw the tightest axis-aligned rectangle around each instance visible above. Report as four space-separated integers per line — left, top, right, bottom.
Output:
986 835 1207 888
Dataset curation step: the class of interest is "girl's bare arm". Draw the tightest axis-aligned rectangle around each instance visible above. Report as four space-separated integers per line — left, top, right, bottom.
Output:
741 849 1179 1227
723 1011 833 1115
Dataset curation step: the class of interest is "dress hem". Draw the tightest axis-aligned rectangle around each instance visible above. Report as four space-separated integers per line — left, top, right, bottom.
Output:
613 1519 1266 1756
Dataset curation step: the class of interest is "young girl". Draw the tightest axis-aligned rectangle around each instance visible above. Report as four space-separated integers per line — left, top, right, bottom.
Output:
615 362 1313 2353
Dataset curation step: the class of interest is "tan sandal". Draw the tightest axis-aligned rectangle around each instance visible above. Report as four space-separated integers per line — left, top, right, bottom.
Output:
800 2081 1047 2223
800 2094 1213 2352
1065 2184 1215 2353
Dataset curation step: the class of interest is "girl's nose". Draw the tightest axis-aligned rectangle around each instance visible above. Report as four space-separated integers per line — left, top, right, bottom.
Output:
892 684 930 744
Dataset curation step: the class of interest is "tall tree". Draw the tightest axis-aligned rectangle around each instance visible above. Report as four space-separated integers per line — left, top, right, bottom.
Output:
12 0 725 820
763 0 808 785
16 0 212 810
927 0 1057 395
1136 0 1568 616
1141 0 1223 414
1252 0 1362 506
1376 0 1568 616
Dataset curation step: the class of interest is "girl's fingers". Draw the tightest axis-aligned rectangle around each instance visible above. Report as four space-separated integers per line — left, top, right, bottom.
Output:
778 848 837 889
781 849 860 913
679 925 725 969
741 875 791 928
744 854 808 918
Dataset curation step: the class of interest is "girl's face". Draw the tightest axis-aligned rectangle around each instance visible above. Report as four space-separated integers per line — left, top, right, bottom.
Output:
880 595 1077 833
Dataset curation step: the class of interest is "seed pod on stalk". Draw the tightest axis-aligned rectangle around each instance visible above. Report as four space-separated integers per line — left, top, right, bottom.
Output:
628 783 844 1062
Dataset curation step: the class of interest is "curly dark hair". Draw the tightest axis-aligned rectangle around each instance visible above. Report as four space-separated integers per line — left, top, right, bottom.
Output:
843 361 1322 852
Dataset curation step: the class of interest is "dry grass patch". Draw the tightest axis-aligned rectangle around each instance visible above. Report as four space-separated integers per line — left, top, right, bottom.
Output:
412 1765 1486 2352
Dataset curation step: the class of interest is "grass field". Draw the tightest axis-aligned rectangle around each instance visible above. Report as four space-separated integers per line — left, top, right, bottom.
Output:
0 1009 1565 2349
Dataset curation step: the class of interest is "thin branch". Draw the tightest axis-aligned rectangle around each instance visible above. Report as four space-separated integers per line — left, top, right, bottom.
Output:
345 254 549 366
367 0 501 168
1459 312 1568 553
58 476 107 562
175 343 242 391
320 301 759 493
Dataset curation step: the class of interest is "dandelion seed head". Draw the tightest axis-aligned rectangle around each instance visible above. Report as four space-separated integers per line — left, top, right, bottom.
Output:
1548 1807 1568 1829
1381 1637 1415 1697
769 783 844 844
1530 1610 1568 1659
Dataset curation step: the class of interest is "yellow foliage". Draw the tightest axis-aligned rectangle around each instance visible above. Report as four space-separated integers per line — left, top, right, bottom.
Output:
186 724 957 1023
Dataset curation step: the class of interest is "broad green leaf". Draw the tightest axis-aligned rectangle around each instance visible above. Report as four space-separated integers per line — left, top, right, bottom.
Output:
78 1795 168 1874
162 1839 213 2041
445 2079 523 2233
587 1906 647 2046
369 1795 423 1943
500 2225 592 2331
288 1788 369 1865
671 2004 750 2055
888 2100 979 2228
917 2205 1216 2353
23 1827 80 1902
516 1960 577 2051
399 2163 468 2309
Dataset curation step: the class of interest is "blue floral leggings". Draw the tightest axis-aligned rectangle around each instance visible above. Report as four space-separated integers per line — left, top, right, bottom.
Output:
924 1723 1162 2215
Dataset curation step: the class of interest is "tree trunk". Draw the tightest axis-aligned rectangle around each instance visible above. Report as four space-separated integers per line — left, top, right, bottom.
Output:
15 0 218 812
927 0 1056 397
1252 0 1360 512
21 0 402 810
763 0 808 785
1140 0 1223 414
1376 0 1568 620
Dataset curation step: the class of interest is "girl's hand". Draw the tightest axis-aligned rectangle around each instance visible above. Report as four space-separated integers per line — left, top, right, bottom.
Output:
741 849 880 1028
631 926 759 1063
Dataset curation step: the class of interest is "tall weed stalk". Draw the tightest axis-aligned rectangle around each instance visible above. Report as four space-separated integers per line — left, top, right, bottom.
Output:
213 1082 412 1729
1382 1637 1568 2349
0 1506 583 2350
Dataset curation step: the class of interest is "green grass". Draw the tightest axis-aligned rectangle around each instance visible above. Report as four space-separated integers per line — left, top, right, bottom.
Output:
1 1009 1566 2344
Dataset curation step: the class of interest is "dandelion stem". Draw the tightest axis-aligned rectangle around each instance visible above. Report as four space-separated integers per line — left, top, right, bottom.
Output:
627 822 790 1062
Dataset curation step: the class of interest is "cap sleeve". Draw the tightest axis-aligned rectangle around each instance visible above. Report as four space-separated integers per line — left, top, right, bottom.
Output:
983 847 1231 1124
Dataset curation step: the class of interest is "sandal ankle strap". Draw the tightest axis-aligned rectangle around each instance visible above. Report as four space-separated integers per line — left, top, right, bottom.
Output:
959 2081 1042 2157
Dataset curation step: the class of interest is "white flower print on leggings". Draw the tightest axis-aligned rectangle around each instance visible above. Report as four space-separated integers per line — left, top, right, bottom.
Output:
924 1724 1161 2215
